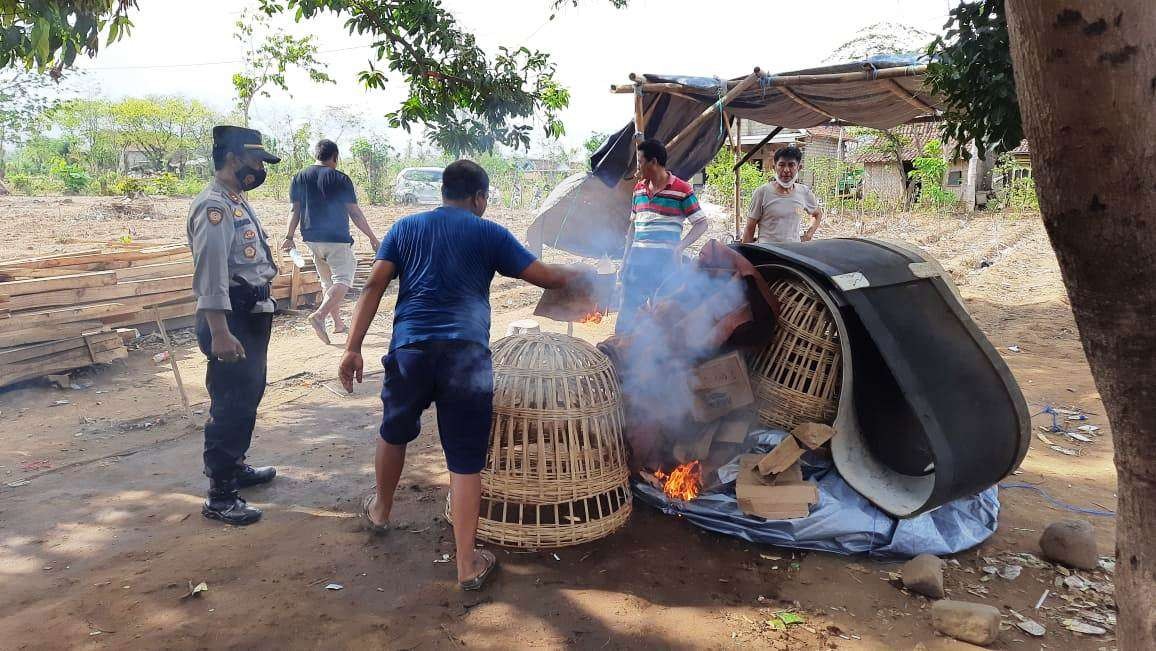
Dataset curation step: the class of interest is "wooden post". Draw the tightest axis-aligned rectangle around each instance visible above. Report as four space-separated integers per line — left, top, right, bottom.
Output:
152 306 193 422
733 117 743 238
289 264 302 309
665 68 761 154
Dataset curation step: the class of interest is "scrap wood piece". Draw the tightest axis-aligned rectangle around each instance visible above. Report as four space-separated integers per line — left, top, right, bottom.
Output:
791 422 836 450
737 481 818 520
756 435 805 476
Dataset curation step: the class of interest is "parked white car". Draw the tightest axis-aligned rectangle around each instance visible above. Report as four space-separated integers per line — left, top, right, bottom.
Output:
393 167 443 205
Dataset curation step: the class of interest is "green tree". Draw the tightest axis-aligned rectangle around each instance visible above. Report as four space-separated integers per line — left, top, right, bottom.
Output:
925 0 1020 159
4 1 629 155
0 70 60 181
927 2 1156 644
0 1 137 74
232 9 335 127
849 126 913 207
109 96 217 173
908 139 955 209
350 136 393 203
51 99 119 174
255 0 621 154
704 146 765 212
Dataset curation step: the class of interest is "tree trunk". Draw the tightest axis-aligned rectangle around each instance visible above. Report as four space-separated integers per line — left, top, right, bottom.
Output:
1006 3 1155 648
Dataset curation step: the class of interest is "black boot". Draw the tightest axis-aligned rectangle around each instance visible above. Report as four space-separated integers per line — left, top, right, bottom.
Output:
203 478 262 525
236 463 277 487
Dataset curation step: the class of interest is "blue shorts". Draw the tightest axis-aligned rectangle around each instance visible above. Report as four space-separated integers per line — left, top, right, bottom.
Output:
378 340 493 474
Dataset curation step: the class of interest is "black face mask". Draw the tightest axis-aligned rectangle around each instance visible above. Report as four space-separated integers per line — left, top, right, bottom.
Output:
235 165 267 191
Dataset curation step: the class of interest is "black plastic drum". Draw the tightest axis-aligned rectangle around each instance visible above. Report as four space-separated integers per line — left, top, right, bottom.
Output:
737 239 1030 518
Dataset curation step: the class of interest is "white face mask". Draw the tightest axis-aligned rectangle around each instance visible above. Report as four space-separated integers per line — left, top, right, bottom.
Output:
774 173 796 189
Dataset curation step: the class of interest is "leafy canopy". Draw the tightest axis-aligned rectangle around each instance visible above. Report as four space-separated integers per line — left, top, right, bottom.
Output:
925 0 1021 159
257 0 624 154
232 9 335 126
0 0 137 75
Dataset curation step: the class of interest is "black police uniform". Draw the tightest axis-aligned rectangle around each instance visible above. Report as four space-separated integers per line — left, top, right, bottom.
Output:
187 126 281 525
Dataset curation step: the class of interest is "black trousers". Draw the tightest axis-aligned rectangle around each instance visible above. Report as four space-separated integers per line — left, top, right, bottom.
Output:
196 310 273 481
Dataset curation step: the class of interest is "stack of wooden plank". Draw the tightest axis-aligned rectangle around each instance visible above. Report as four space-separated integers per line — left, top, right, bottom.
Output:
0 242 324 388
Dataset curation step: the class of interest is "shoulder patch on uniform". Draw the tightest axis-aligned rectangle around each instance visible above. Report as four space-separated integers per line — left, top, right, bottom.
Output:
243 245 257 259
207 207 224 224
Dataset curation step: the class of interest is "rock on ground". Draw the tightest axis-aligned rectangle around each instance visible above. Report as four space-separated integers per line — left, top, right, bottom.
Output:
1039 519 1098 569
930 600 1001 646
902 554 946 599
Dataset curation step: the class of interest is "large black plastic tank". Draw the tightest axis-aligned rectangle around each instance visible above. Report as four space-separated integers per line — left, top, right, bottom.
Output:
737 239 1030 518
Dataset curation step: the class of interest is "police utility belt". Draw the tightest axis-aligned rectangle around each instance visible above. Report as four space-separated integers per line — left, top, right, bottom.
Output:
229 275 272 313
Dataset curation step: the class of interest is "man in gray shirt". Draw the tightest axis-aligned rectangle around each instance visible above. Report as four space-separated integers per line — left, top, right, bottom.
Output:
187 125 281 526
742 145 823 244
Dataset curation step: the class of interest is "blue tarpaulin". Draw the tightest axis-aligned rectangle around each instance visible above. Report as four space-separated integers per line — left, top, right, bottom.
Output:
633 430 999 559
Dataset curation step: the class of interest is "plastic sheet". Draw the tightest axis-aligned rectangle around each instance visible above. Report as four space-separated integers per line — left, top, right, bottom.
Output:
633 430 999 558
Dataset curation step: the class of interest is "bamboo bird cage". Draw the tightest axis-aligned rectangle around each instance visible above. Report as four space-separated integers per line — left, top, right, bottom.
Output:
463 332 632 549
750 276 841 430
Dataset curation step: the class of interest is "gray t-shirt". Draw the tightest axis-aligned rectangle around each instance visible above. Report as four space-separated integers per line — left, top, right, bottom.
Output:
747 182 820 243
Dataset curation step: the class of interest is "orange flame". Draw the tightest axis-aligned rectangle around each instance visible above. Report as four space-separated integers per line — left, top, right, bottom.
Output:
576 310 603 324
653 460 702 501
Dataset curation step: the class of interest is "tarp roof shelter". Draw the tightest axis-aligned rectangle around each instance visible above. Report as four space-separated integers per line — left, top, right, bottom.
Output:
527 56 943 258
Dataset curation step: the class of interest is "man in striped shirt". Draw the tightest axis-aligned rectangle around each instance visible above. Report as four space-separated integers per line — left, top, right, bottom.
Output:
617 138 708 334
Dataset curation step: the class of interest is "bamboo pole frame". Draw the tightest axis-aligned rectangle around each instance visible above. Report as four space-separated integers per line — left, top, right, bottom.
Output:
611 64 928 94
733 117 742 238
665 68 761 154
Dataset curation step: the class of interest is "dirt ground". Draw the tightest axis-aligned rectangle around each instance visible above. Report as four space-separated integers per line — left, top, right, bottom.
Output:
0 196 1119 650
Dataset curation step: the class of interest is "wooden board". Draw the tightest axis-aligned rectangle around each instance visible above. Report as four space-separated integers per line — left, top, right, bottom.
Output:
0 302 134 333
1 343 127 387
7 275 194 312
0 246 187 272
113 260 194 281
0 321 106 348
0 271 118 297
0 251 192 277
0 332 122 365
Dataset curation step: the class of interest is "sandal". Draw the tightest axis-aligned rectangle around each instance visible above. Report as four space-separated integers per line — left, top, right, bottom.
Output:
360 493 391 534
458 549 498 591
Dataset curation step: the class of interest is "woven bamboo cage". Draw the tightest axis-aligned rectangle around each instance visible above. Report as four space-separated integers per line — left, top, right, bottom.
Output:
750 275 842 431
451 332 631 549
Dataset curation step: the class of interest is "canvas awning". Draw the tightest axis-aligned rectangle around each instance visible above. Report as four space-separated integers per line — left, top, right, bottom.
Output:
527 56 942 258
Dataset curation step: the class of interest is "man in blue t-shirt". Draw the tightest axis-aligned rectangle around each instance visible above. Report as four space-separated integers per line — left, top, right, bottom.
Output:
282 139 381 344
339 160 580 591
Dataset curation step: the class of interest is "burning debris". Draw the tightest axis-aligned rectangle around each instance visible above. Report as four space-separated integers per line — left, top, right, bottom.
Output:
651 460 703 502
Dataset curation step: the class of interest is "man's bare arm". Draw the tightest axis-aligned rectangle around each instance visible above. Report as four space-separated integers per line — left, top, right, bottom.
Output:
339 259 395 391
741 218 759 244
520 260 580 290
677 219 709 254
348 203 381 250
345 259 395 352
803 207 823 242
281 202 303 251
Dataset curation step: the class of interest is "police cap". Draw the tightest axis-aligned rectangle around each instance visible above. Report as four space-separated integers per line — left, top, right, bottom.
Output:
212 125 281 164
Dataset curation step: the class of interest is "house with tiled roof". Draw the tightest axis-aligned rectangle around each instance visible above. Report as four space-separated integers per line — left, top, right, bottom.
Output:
851 124 1030 208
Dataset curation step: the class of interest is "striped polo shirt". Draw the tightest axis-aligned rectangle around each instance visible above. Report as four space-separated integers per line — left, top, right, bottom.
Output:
631 174 706 249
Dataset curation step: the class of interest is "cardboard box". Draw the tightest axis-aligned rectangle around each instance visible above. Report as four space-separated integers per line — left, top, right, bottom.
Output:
714 410 755 444
755 435 805 475
792 422 836 449
689 352 755 422
735 469 819 519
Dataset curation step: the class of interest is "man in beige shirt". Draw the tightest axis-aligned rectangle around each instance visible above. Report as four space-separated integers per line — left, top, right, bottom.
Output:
742 146 823 244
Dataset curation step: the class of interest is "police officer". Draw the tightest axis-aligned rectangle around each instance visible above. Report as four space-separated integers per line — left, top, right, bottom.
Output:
188 126 281 525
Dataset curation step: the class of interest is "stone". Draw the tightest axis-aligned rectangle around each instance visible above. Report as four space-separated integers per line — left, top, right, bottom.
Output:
930 600 1001 646
1039 519 1099 570
902 554 946 599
